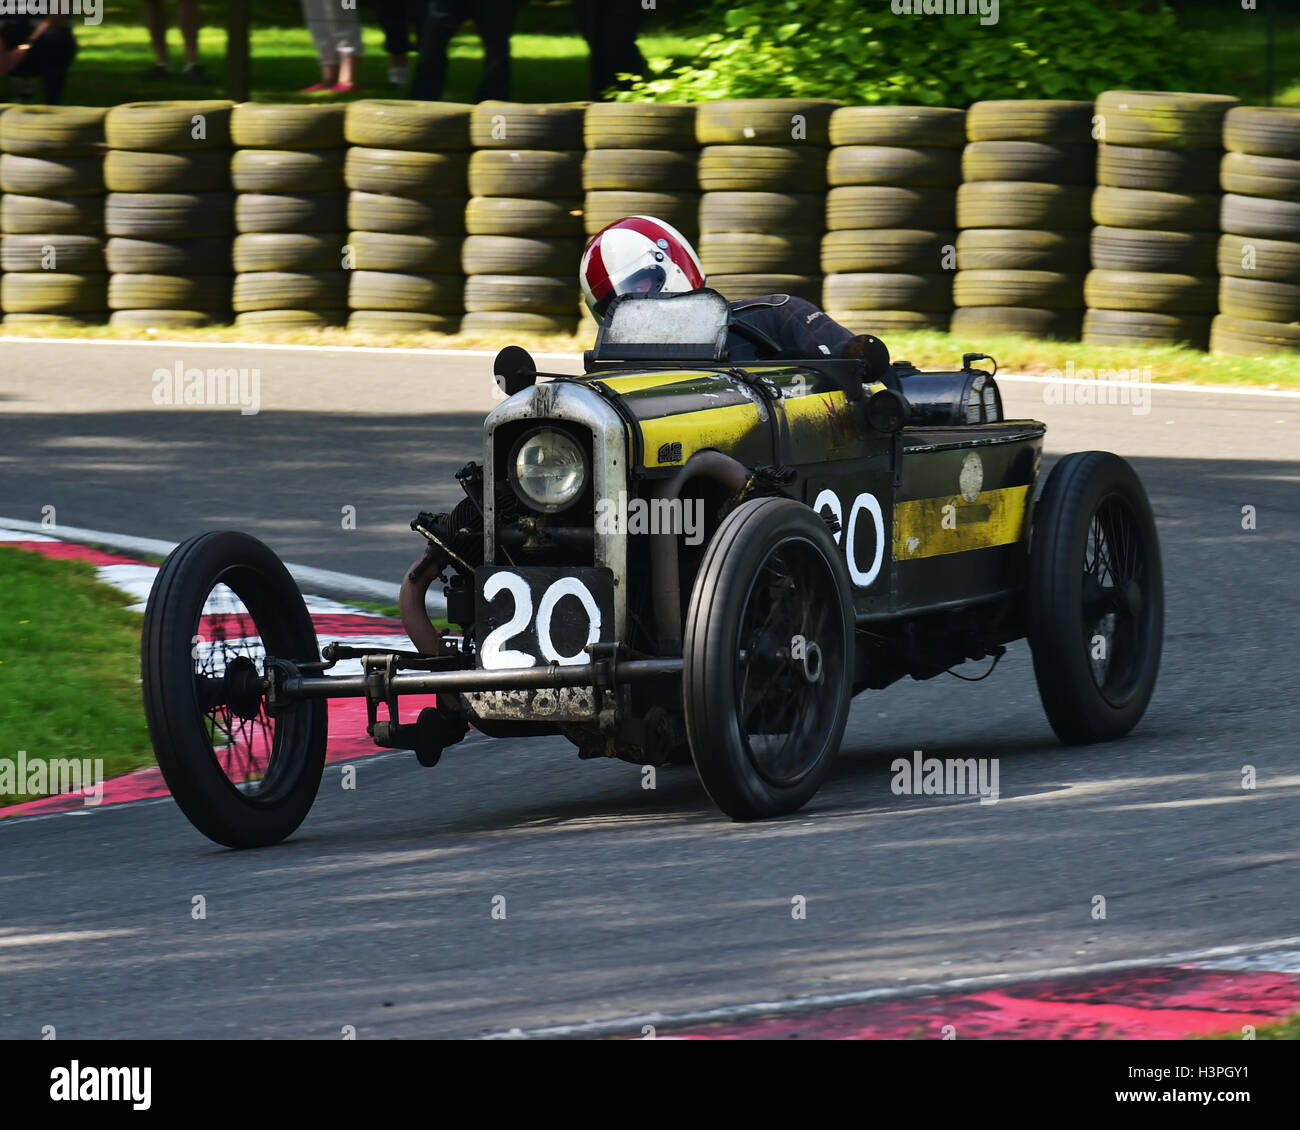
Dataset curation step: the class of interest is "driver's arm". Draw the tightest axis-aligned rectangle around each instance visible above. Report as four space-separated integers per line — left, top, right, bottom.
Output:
728 295 855 361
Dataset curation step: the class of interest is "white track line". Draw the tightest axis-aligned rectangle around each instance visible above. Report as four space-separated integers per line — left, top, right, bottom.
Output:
5 335 1300 399
0 517 434 611
479 934 1300 1039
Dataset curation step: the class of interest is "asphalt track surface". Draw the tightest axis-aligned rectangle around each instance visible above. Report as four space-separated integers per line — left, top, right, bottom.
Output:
1 340 1298 1038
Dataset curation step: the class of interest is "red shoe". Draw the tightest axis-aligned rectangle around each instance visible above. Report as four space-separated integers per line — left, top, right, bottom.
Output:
332 82 361 93
300 82 334 93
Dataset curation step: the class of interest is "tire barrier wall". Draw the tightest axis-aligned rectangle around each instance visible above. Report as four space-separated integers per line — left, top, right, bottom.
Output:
0 95 1297 355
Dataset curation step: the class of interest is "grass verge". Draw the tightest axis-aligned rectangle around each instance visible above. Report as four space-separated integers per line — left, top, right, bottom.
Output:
0 546 152 807
4 321 1299 389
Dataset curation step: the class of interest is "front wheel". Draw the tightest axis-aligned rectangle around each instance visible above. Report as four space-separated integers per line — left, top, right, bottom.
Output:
141 531 328 848
683 498 855 819
1027 451 1164 744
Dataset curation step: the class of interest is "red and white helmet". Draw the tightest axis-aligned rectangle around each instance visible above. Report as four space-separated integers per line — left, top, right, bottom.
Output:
580 215 706 319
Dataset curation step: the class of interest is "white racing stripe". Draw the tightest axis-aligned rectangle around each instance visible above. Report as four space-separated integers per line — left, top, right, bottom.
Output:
478 934 1300 1039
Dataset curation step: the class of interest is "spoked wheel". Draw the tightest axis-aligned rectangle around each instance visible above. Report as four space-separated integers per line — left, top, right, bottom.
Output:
141 531 327 848
1028 451 1164 744
683 498 854 819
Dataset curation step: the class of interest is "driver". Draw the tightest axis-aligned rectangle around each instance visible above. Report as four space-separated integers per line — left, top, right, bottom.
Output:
580 215 861 364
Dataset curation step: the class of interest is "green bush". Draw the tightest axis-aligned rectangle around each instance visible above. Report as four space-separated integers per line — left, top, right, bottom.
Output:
619 0 1196 106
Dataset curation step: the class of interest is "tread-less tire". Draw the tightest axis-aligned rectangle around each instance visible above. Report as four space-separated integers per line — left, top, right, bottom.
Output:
683 498 854 820
1027 452 1163 745
141 531 328 848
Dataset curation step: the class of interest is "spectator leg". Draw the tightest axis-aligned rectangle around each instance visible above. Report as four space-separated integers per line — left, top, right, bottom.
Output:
178 0 202 66
411 0 466 101
473 0 520 102
142 0 171 67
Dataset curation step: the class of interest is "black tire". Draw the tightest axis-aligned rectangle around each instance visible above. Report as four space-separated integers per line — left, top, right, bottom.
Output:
1220 193 1300 240
581 148 698 192
1 193 103 235
468 149 583 198
825 308 949 334
345 99 470 150
706 273 822 303
0 105 105 156
0 271 106 314
1091 185 1220 232
0 153 103 195
695 99 838 146
349 190 467 235
348 310 461 334
829 106 966 148
683 497 854 820
698 145 827 192
233 271 347 312
584 103 697 150
141 531 328 848
1223 106 1300 159
824 271 951 312
827 185 955 230
1220 151 1300 201
468 195 584 237
581 189 697 237
109 308 219 328
108 273 232 312
231 103 347 150
1084 269 1217 315
955 229 1088 272
966 100 1095 144
233 232 342 273
950 306 1082 340
826 145 960 189
470 101 587 150
231 148 345 193
105 191 234 238
104 148 231 193
698 190 818 235
1217 233 1300 281
1082 308 1209 348
105 100 234 151
0 233 104 273
461 235 580 275
345 146 469 196
459 310 578 335
106 237 233 275
349 270 464 313
1209 313 1300 355
823 228 953 273
952 269 1083 310
701 231 819 274
961 141 1095 185
1096 144 1220 193
235 192 346 234
3 311 106 328
1089 226 1217 274
345 230 459 273
1218 275 1300 323
463 273 575 314
956 182 1091 230
233 309 346 330
1027 452 1163 745
1094 90 1236 150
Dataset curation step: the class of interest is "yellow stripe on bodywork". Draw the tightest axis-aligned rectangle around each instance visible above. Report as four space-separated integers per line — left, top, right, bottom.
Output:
600 371 715 395
893 484 1030 561
637 402 763 465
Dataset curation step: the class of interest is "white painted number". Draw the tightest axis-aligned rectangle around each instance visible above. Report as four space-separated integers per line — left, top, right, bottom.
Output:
480 572 603 670
815 488 884 588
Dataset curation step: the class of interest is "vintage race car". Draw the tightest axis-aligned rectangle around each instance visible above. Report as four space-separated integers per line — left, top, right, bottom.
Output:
141 289 1163 847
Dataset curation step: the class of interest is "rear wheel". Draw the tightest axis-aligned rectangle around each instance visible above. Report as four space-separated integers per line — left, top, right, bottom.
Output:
683 499 854 819
1028 452 1163 744
141 531 327 848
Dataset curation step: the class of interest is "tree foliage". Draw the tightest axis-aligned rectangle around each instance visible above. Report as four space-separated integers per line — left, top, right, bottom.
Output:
618 0 1196 106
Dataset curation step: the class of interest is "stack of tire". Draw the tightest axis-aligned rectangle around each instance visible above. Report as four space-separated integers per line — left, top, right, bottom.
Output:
1084 91 1237 349
102 101 235 329
820 106 964 337
344 100 471 335
579 102 698 335
953 101 1095 341
0 106 107 327
1211 107 1300 355
230 104 348 331
694 99 838 310
463 101 587 337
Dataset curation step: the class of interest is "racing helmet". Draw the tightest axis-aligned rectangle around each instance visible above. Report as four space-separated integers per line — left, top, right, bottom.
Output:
579 215 706 319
